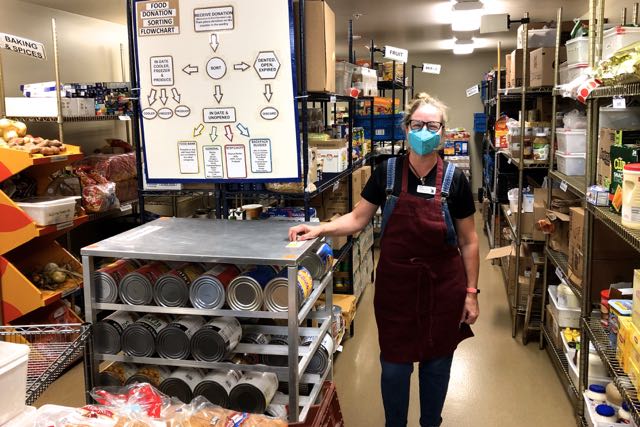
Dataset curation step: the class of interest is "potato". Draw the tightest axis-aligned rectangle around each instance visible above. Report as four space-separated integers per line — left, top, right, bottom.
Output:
3 129 18 141
23 136 33 145
50 146 60 155
0 118 12 130
13 122 26 137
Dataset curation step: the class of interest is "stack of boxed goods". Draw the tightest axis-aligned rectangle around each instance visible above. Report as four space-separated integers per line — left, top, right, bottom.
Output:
6 81 132 117
355 97 401 116
443 128 471 181
529 45 566 87
308 135 348 174
597 128 640 215
335 62 378 97
381 61 404 84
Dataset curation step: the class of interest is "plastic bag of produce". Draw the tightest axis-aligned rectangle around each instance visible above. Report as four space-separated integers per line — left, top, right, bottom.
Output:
82 182 120 213
77 153 137 182
562 109 587 129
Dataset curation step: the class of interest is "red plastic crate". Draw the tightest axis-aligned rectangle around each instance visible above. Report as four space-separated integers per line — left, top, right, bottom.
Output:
290 381 344 427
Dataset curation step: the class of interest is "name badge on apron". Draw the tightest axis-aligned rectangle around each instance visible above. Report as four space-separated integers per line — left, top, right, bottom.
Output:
417 185 436 195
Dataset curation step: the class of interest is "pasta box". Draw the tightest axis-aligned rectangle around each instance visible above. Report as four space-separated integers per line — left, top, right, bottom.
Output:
609 299 633 351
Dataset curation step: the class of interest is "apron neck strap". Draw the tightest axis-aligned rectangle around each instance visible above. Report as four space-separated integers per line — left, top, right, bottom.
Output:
434 156 444 201
401 154 410 193
402 154 444 196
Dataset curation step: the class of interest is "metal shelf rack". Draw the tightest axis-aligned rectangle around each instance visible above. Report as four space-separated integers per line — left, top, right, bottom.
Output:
82 218 334 423
545 246 582 301
588 82 640 99
587 204 640 252
548 171 586 196
541 324 580 407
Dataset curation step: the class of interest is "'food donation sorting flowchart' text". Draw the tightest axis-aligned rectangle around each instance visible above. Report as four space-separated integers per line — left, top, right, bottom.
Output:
134 0 300 182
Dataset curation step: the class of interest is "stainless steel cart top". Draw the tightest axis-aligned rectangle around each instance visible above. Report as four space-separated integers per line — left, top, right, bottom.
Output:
80 218 318 265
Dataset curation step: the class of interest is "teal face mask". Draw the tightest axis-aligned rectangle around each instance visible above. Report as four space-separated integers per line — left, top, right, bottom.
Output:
408 128 440 155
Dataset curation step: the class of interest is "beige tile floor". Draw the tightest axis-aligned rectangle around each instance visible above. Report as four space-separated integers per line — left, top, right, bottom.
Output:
37 212 576 426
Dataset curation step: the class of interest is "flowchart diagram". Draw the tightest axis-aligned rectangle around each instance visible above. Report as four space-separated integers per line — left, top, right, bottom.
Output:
134 0 300 182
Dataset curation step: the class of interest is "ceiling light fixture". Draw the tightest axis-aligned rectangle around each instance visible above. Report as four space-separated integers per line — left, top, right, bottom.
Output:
453 39 474 55
451 1 484 32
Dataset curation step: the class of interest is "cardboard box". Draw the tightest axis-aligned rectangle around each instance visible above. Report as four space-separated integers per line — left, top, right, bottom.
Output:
598 128 640 188
536 97 554 122
568 207 585 279
610 144 640 213
529 47 567 87
294 0 336 93
310 139 348 173
507 49 533 88
545 304 562 349
486 244 541 308
632 270 640 330
352 170 362 206
547 210 570 255
324 182 349 217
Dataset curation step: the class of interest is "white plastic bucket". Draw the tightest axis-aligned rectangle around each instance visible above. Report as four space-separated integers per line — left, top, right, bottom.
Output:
0 341 30 425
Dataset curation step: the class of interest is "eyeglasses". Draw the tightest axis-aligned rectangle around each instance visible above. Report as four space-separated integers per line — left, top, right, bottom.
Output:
409 120 443 132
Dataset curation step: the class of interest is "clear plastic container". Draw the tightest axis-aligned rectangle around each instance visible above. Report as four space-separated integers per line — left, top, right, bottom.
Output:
566 37 589 64
16 196 80 226
556 128 587 154
603 26 640 60
0 341 30 425
622 163 640 230
555 152 586 176
559 62 589 85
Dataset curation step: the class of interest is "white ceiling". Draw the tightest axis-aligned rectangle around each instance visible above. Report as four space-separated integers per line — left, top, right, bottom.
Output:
17 0 590 57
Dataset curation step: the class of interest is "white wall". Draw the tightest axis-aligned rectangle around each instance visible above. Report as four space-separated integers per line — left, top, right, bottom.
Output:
2 0 129 151
409 51 496 194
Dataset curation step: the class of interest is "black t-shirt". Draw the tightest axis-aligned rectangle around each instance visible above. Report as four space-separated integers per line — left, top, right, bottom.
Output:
361 156 476 220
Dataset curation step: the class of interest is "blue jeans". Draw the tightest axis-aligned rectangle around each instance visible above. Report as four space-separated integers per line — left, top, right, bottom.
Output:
380 355 454 427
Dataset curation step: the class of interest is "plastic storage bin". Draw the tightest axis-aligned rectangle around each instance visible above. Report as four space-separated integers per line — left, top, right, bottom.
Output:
548 285 581 328
517 26 556 49
569 357 610 389
0 341 30 425
556 129 587 154
353 114 404 142
565 37 589 65
556 152 586 176
603 26 640 60
559 63 589 85
474 112 487 133
16 196 79 226
599 107 640 129
583 394 627 427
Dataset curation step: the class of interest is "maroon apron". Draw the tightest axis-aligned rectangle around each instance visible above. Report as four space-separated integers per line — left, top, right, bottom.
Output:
374 156 473 363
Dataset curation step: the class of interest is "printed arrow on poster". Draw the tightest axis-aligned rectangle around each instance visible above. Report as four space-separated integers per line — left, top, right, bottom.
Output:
147 89 157 106
214 85 223 104
159 89 168 105
263 84 273 102
236 123 250 138
193 123 205 137
234 62 250 71
171 88 181 103
210 34 220 52
224 125 234 141
182 64 199 75
209 126 218 142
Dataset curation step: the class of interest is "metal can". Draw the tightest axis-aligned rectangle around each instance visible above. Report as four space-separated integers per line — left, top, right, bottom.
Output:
240 332 271 365
263 267 313 312
190 317 242 362
153 263 206 307
317 303 346 342
159 368 206 403
193 369 242 408
263 335 300 367
227 265 279 311
119 261 170 305
120 313 172 357
302 333 334 375
97 362 138 387
265 392 288 420
278 381 310 396
300 243 333 279
229 372 278 414
156 315 206 360
125 365 172 387
94 311 139 354
190 264 241 309
94 259 140 303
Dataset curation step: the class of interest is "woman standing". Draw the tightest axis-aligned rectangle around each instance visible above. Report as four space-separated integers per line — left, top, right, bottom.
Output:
289 93 479 427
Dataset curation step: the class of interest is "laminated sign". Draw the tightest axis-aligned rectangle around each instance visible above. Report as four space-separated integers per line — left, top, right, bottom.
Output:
0 32 46 60
133 0 300 183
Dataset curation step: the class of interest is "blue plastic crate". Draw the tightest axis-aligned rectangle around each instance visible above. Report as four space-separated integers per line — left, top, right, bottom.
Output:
473 112 487 133
480 81 489 102
354 114 405 141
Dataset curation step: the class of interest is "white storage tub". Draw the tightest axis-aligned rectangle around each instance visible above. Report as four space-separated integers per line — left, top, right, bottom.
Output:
583 394 626 427
16 196 80 226
556 152 586 176
548 285 581 328
559 62 589 85
3 406 37 427
517 26 556 48
569 357 610 390
556 128 587 154
0 341 30 425
599 107 640 129
603 26 640 60
565 37 589 65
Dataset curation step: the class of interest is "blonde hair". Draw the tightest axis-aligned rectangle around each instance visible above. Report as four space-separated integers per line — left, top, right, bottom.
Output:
402 92 449 129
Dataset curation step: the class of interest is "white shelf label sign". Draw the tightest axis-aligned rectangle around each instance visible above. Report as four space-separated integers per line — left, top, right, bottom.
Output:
384 45 408 63
555 267 564 281
0 32 46 60
249 139 273 173
225 145 247 178
613 96 626 109
203 145 224 178
422 63 441 74
560 180 568 192
466 85 480 97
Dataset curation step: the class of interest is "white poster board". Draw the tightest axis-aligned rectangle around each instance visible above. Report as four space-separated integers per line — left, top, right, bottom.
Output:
133 0 300 183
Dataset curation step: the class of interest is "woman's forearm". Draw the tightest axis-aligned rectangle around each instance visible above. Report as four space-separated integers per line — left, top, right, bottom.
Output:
460 240 479 288
318 200 379 237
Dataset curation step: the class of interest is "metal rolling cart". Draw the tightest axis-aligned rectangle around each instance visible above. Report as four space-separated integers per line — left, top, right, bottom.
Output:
0 323 92 405
82 218 334 423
